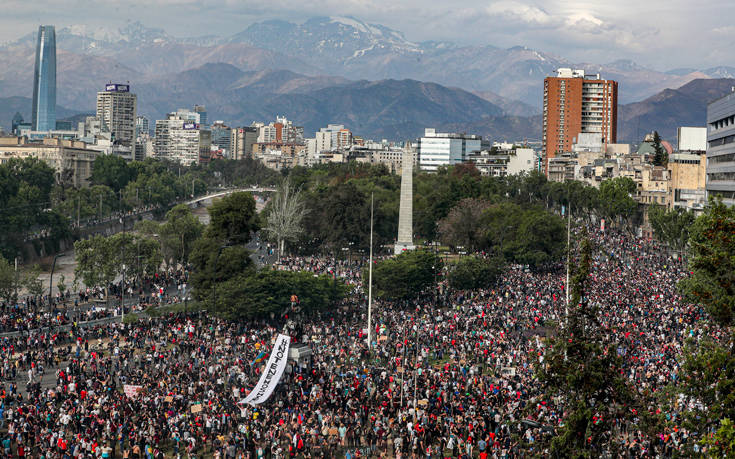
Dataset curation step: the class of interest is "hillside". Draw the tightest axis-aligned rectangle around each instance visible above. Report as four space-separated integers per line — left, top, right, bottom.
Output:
618 78 735 142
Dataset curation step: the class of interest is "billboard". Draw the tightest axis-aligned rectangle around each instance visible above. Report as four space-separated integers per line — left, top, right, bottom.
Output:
182 122 198 130
105 83 130 93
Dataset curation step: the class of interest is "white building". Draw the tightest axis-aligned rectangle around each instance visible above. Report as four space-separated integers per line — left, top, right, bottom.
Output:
154 113 211 165
418 128 482 172
466 144 537 177
96 83 137 160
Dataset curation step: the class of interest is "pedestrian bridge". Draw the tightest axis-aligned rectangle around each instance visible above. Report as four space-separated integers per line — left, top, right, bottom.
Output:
185 186 276 206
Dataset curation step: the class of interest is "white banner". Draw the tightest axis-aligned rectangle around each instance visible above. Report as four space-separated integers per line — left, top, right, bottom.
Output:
242 333 291 405
123 384 143 398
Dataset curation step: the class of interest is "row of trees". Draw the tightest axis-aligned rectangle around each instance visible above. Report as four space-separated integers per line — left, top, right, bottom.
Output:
263 162 639 258
2 154 281 265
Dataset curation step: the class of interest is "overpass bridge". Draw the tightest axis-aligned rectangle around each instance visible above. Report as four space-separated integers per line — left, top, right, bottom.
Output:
184 186 276 207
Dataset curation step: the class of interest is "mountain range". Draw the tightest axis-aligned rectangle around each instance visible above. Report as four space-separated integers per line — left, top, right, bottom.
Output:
0 18 732 143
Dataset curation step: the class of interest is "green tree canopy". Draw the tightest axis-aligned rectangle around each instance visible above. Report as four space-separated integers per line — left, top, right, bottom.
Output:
679 200 735 327
599 176 639 230
90 154 138 192
447 255 504 291
214 270 347 320
370 250 441 300
206 191 259 245
648 205 695 251
438 198 491 251
481 203 566 270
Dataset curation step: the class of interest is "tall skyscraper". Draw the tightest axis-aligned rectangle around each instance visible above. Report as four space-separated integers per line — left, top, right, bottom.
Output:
96 83 137 158
31 25 57 132
542 68 617 174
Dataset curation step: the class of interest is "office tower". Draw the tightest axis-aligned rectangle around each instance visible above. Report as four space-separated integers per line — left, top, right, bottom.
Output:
210 121 232 155
97 83 137 158
395 142 415 254
194 105 207 128
542 68 617 173
31 25 57 132
417 128 482 172
706 91 735 206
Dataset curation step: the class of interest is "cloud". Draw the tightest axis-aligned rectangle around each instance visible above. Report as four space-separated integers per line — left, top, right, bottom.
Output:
0 0 732 70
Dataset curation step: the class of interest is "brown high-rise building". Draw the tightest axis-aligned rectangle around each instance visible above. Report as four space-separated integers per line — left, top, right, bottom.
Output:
542 68 618 174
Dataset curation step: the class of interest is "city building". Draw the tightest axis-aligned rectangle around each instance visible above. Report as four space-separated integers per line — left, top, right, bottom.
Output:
0 137 98 187
465 143 537 177
154 113 211 165
210 121 232 156
706 90 735 206
31 25 57 132
543 68 617 174
194 105 207 128
12 113 31 136
315 124 348 153
136 116 150 138
96 83 137 160
417 128 481 172
231 127 258 160
668 127 707 211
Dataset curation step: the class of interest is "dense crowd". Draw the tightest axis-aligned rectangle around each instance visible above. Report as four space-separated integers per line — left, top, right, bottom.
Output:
0 228 718 458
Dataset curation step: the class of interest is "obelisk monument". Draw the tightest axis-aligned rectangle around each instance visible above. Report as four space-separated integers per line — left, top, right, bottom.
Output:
394 141 415 254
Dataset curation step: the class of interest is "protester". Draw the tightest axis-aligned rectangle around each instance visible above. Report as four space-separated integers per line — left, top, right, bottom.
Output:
0 229 713 457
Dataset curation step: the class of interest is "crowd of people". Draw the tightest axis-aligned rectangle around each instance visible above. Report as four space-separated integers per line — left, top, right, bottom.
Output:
0 228 719 458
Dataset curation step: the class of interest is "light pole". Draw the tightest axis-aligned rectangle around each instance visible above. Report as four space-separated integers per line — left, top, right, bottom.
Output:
48 253 61 311
367 193 374 352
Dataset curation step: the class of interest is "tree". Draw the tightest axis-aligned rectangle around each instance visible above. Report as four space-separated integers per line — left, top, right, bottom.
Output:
447 256 504 291
0 158 66 260
214 270 347 319
481 203 566 270
159 204 204 267
207 191 259 244
0 256 17 302
598 177 639 231
190 238 256 305
264 179 308 257
74 235 119 305
90 155 137 192
437 198 491 251
539 236 640 457
651 131 668 167
23 264 45 302
648 205 695 252
370 250 441 300
57 274 67 298
679 200 735 326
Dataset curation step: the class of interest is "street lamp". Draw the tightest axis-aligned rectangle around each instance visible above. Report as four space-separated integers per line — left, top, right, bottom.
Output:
49 253 62 311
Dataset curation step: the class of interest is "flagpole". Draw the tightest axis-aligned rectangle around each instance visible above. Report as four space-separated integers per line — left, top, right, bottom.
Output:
367 192 374 352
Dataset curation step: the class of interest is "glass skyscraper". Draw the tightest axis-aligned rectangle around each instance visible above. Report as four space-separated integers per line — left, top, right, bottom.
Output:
32 25 56 132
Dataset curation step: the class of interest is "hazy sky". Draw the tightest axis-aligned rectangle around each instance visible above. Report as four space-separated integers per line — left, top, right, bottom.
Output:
3 0 733 70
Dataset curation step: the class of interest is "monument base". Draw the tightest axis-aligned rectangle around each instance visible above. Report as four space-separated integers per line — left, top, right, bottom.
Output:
394 242 416 255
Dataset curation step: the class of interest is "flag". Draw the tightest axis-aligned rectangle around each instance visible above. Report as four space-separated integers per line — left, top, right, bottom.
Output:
251 351 267 366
